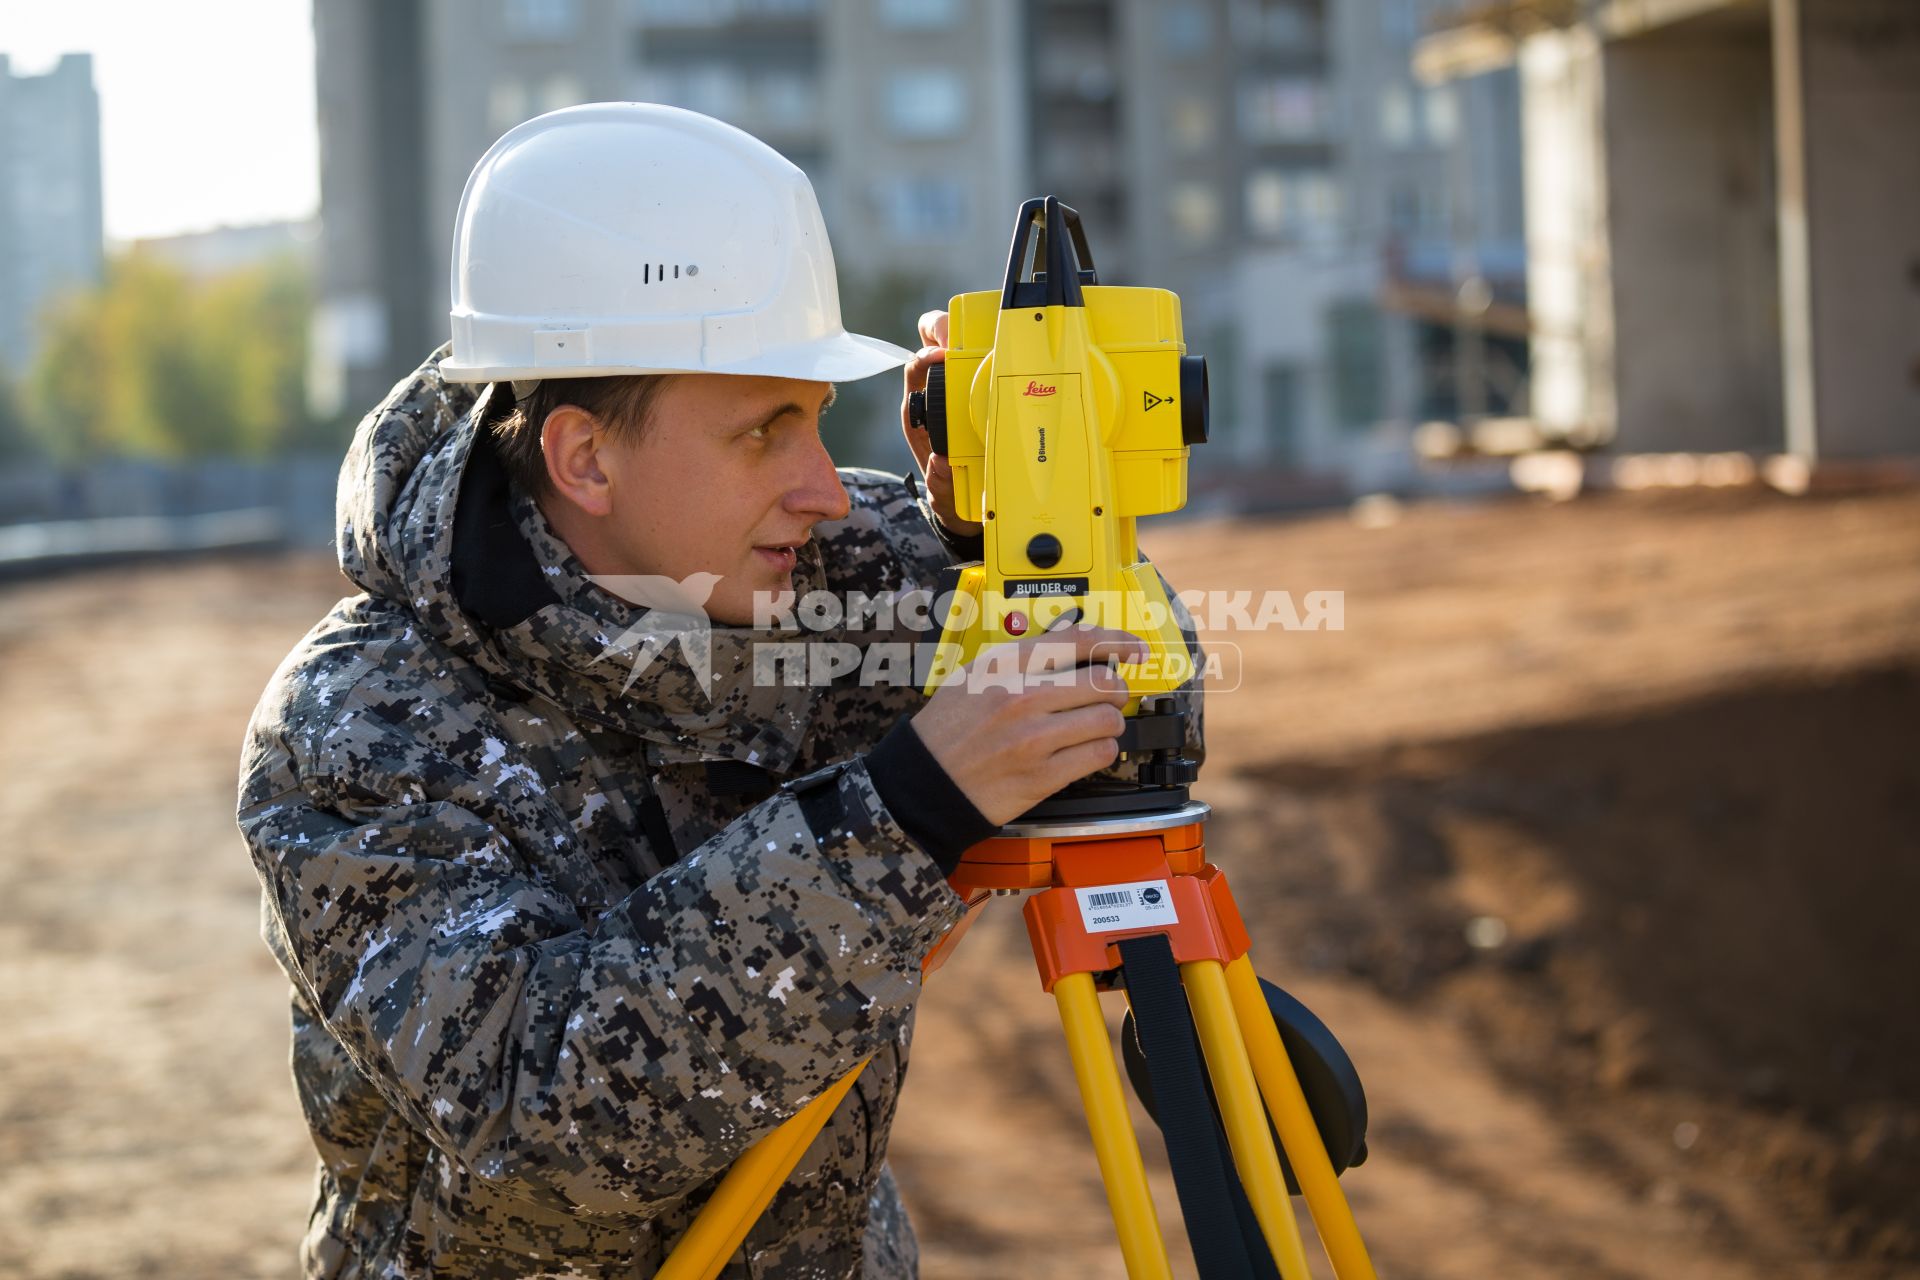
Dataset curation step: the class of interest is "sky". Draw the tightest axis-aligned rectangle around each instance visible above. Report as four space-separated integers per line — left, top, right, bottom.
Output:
1 0 319 243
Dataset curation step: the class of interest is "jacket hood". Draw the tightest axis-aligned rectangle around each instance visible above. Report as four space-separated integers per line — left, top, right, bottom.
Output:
334 346 829 772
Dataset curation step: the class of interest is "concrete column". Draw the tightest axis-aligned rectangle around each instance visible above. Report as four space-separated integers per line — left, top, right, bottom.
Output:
1602 22 1780 453
1771 0 1819 459
1786 0 1920 459
1519 26 1612 444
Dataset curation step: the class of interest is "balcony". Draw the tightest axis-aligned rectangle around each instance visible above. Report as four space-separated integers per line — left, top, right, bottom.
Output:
631 0 818 25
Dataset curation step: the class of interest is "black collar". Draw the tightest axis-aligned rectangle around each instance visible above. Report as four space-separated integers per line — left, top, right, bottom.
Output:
450 385 561 630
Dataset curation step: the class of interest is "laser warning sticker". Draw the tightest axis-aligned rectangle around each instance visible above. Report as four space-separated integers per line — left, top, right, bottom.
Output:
1074 879 1178 934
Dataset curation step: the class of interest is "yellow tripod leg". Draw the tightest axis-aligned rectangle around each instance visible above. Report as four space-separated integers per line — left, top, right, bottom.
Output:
657 1061 867 1280
1054 972 1174 1280
1181 960 1315 1280
1225 955 1378 1280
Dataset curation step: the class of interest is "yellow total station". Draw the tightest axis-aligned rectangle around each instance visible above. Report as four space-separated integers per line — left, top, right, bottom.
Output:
911 196 1210 707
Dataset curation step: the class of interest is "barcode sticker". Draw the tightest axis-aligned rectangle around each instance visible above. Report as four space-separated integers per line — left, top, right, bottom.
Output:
1074 879 1178 934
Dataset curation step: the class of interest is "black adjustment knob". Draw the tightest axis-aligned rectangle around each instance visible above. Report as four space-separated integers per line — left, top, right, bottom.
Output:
1180 355 1209 446
1141 757 1201 786
1026 532 1063 569
923 362 949 456
907 390 926 428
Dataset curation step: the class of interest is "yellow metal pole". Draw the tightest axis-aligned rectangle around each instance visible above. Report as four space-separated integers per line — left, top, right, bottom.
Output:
1181 960 1314 1280
657 1061 867 1280
1054 972 1175 1280
1225 955 1378 1280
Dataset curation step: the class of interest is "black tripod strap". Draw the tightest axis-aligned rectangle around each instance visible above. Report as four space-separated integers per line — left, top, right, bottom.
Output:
1201 1041 1287 1280
1118 935 1262 1280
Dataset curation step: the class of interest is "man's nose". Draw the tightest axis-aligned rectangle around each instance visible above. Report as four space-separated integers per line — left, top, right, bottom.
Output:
788 432 851 523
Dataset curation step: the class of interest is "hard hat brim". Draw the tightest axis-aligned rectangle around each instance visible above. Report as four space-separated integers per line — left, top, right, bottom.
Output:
441 330 915 386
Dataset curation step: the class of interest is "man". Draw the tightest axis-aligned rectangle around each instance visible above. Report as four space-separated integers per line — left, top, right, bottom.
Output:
238 104 1200 1278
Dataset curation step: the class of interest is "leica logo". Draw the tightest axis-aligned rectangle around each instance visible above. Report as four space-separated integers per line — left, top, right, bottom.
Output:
1023 381 1057 397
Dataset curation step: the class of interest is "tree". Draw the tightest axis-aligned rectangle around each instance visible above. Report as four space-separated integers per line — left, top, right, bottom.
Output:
26 250 316 462
0 369 40 462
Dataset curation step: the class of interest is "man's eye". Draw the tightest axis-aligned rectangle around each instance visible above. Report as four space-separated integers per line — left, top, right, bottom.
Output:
746 423 772 441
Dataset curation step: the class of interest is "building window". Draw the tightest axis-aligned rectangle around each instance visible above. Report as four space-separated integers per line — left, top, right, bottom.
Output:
1262 364 1303 465
503 0 579 40
1160 3 1213 54
1423 85 1459 145
1238 76 1328 144
1389 181 1448 239
1231 0 1318 52
879 0 959 29
489 79 532 133
1327 301 1383 430
644 64 746 121
1170 96 1215 152
541 74 585 114
1380 85 1414 147
874 178 967 240
1039 135 1118 189
1380 0 1420 44
635 0 818 20
759 71 820 127
1168 183 1220 248
1036 45 1116 103
636 0 725 23
490 74 581 130
884 71 967 139
1245 169 1341 239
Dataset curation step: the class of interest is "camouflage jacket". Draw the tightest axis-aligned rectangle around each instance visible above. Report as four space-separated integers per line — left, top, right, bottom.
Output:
238 347 1203 1278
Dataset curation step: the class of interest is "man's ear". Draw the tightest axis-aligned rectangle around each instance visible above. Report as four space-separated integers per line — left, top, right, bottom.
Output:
542 405 612 518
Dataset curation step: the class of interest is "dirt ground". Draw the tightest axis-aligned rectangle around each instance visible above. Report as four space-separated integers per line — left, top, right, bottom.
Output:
1 485 1916 1278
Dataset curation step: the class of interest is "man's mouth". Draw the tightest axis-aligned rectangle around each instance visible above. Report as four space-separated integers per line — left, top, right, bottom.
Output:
752 539 807 573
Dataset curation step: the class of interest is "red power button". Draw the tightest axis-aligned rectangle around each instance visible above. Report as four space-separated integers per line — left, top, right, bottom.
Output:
1005 611 1029 636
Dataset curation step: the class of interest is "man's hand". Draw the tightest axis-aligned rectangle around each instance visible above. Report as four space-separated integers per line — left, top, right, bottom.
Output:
901 309 983 538
909 625 1145 825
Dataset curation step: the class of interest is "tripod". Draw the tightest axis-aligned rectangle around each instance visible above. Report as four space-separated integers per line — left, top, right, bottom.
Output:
658 800 1378 1280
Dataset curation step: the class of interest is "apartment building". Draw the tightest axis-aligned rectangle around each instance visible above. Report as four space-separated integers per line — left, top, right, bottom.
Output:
313 0 1527 485
0 53 105 377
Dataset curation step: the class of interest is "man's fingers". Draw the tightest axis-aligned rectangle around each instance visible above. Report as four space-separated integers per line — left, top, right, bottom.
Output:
961 628 1146 681
924 456 957 509
918 309 950 348
1020 626 1148 673
1044 735 1123 786
1039 702 1129 751
1019 663 1131 709
923 456 984 536
902 344 947 398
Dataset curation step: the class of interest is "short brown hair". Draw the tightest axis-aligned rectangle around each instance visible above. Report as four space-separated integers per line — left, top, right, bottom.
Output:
490 375 678 498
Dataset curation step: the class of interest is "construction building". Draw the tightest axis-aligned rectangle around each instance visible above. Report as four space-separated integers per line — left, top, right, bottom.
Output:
1416 0 1920 460
0 53 105 379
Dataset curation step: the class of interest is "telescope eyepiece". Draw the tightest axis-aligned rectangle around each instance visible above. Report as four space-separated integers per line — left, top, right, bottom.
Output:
1180 356 1210 447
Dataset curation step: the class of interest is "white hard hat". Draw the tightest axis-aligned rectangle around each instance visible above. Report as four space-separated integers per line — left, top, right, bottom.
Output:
441 102 911 384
